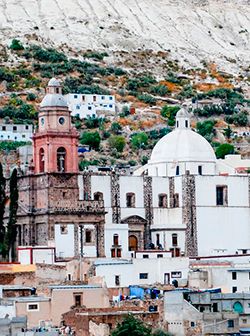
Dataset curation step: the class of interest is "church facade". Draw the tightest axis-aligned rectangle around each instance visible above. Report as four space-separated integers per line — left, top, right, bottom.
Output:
7 79 250 260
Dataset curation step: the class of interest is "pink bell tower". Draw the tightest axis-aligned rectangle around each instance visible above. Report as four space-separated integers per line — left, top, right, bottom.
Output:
33 78 79 174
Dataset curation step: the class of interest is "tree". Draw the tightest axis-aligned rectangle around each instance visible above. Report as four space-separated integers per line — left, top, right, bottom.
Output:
0 163 6 256
131 133 148 150
161 105 180 126
108 136 126 153
215 143 235 159
196 120 216 142
80 131 101 150
223 125 232 140
112 315 152 336
111 122 122 134
152 330 174 336
5 168 19 261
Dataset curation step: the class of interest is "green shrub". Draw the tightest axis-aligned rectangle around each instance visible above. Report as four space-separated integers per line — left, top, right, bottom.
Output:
226 111 249 126
80 131 101 150
108 135 126 152
10 39 24 51
110 122 122 134
26 93 36 101
83 51 108 61
150 84 169 96
138 94 156 105
29 45 67 63
130 132 148 149
0 141 29 151
161 105 180 126
216 143 235 159
196 120 216 142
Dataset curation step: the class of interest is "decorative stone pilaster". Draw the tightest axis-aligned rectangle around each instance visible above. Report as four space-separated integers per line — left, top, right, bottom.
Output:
182 173 198 256
96 221 105 257
82 173 91 200
143 176 153 247
169 177 175 208
74 224 80 256
111 174 121 224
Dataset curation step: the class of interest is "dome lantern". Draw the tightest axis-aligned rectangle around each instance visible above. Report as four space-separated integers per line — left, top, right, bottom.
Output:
175 104 190 129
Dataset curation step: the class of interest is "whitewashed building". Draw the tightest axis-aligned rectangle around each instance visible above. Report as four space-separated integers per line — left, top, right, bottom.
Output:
0 124 33 141
66 93 116 118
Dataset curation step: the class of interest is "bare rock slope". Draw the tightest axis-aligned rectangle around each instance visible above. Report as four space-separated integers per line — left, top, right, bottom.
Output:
0 0 250 70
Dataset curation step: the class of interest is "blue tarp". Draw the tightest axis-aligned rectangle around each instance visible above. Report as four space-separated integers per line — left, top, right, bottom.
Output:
129 286 145 299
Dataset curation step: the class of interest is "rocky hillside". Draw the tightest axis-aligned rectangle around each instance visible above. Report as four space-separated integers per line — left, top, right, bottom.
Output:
0 0 250 72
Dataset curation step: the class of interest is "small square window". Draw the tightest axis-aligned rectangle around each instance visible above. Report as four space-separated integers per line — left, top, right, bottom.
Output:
13 126 17 131
2 126 6 131
109 104 113 108
27 304 39 311
190 321 195 327
232 286 237 293
227 320 234 328
60 225 68 234
88 106 92 110
139 273 148 279
143 254 149 259
74 95 78 99
22 134 26 138
157 254 163 258
109 96 113 100
25 125 29 130
101 96 105 100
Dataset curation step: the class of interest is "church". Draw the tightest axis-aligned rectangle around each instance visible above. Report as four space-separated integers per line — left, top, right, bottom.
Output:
9 78 250 260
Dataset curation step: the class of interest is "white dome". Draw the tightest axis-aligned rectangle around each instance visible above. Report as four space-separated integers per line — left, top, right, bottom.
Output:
48 77 61 87
40 94 68 108
150 128 216 164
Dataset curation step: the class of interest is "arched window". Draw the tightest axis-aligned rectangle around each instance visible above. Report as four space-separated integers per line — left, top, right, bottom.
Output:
57 147 66 172
158 194 167 208
129 235 138 251
126 193 135 208
113 234 119 246
39 148 45 173
233 301 244 314
94 192 103 201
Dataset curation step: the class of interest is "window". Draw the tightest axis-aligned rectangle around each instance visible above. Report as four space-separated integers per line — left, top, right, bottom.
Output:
82 95 85 101
176 121 179 128
25 125 29 130
85 230 92 243
212 302 218 312
242 319 247 324
22 134 26 138
57 147 66 172
171 271 182 278
185 120 188 128
93 96 96 102
227 320 234 328
56 88 59 94
216 186 228 206
13 126 17 131
139 273 148 279
109 104 113 108
111 248 121 258
101 96 105 100
249 272 250 280
232 286 237 293
172 234 178 247
2 126 6 131
109 96 113 100
27 304 39 311
94 192 103 201
126 193 135 208
143 254 149 259
156 234 160 246
198 165 202 175
68 274 71 281
113 234 119 246
76 105 80 110
115 275 120 286
232 271 237 280
88 106 92 110
39 148 45 173
74 294 82 307
176 166 180 175
190 321 195 327
158 194 167 208
173 193 179 208
157 254 163 258
60 225 68 234
74 94 78 98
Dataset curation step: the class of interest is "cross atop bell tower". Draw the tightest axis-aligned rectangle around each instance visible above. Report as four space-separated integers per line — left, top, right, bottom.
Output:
33 78 79 174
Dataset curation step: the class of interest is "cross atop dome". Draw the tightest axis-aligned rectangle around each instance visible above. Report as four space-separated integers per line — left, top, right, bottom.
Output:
175 104 190 129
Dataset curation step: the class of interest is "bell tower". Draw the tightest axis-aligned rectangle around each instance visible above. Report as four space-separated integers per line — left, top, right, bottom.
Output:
33 78 79 174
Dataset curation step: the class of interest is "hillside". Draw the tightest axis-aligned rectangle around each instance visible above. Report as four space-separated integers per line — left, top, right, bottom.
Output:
0 0 250 72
